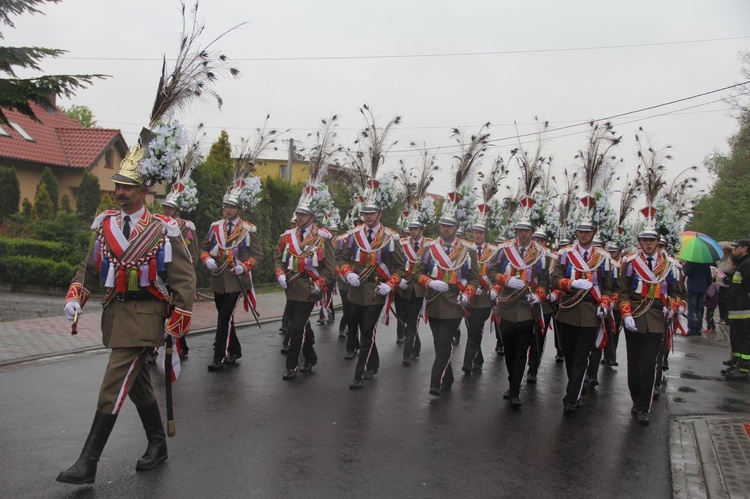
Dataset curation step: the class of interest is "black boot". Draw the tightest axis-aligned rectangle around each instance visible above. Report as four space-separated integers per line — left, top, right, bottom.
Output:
56 411 117 484
135 400 168 471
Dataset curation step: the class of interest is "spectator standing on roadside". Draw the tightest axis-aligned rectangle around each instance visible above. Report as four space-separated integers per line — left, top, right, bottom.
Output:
717 244 735 325
683 261 713 336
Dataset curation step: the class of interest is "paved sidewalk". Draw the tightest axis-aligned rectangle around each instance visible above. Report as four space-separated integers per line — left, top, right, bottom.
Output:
0 290 321 366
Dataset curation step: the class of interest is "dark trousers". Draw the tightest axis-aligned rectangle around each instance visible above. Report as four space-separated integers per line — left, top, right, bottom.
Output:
285 300 318 370
463 307 492 369
394 294 406 340
705 307 716 330
493 317 503 348
687 292 705 334
587 347 603 381
603 311 622 363
402 296 423 360
213 291 242 362
428 317 462 389
729 318 750 357
528 313 553 373
349 302 384 379
338 289 350 334
500 319 534 397
559 322 598 405
625 331 664 412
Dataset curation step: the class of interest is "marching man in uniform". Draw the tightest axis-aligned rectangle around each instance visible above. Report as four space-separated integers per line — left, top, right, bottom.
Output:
618 209 683 424
200 173 264 372
488 198 550 407
58 129 196 484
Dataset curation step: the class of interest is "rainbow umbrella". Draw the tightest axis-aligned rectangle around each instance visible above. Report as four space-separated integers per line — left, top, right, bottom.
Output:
679 231 723 263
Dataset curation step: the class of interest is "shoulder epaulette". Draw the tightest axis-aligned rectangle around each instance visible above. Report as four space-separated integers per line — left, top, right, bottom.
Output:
153 213 182 238
183 220 196 231
317 227 332 239
91 209 118 230
242 221 257 233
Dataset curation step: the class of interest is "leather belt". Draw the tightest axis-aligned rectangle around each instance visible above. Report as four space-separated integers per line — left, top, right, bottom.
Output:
116 291 157 302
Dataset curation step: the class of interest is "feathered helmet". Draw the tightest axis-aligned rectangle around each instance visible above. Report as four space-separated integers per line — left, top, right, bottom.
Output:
403 197 436 229
514 196 536 231
113 5 242 188
296 115 340 217
162 128 203 212
575 193 597 231
441 123 491 225
637 205 659 239
470 154 507 232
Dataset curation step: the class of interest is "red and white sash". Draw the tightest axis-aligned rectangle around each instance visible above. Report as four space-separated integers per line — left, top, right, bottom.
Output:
102 216 131 258
630 254 666 284
353 226 374 252
566 247 604 303
430 242 464 270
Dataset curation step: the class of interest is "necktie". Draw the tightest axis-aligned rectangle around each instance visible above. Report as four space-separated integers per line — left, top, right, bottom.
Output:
367 229 374 243
298 228 304 242
476 245 483 258
122 215 131 240
647 256 654 271
226 221 234 235
413 241 420 252
519 246 526 259
583 250 589 262
444 244 452 254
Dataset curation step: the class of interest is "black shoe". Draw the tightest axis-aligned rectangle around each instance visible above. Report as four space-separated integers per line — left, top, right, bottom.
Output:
280 345 289 354
282 368 297 380
637 411 650 426
207 362 224 372
279 326 288 333
410 354 420 360
588 379 599 388
363 369 377 380
662 362 669 371
472 363 482 371
609 360 619 366
179 352 188 360
503 389 511 400
601 358 607 365
326 316 335 324
723 357 739 366
135 401 168 471
574 398 583 408
349 378 363 389
429 385 440 396
338 330 347 338
563 403 576 416
652 391 661 401
344 350 357 360
510 397 522 408
631 404 639 415
316 318 326 325
725 369 749 381
555 353 565 363
225 354 237 365
527 372 537 384
56 411 117 484
402 359 411 366
462 366 472 376
300 362 316 373
496 342 505 355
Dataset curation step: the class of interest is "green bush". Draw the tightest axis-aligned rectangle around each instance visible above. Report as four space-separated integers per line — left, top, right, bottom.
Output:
0 255 77 287
0 236 82 265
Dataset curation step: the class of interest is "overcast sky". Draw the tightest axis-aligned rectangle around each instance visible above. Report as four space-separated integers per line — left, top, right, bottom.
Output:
7 0 750 198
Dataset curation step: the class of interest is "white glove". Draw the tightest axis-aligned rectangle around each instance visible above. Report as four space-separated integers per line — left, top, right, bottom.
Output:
475 287 484 296
398 279 409 290
205 258 217 271
663 306 674 319
346 273 361 287
624 316 637 332
375 283 392 296
547 293 557 303
506 276 525 290
678 306 687 316
64 301 81 323
570 279 593 290
528 294 540 305
277 274 287 289
489 289 499 300
457 293 469 307
597 305 607 318
233 264 245 276
313 285 321 295
428 280 450 293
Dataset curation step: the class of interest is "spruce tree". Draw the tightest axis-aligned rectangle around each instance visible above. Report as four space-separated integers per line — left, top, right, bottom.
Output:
75 171 101 219
32 182 54 220
36 166 58 214
0 166 20 218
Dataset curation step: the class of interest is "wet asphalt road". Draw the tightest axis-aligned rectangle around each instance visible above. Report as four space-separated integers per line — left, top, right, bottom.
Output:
3 317 731 499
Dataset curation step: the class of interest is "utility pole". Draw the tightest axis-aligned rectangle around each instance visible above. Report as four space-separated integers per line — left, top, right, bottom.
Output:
285 138 294 182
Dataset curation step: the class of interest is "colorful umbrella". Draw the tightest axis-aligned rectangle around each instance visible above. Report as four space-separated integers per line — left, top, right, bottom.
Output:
679 231 723 263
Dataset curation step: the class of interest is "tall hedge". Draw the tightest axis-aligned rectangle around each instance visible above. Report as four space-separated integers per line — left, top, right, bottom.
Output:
37 167 59 215
0 255 77 288
0 167 20 219
76 172 101 219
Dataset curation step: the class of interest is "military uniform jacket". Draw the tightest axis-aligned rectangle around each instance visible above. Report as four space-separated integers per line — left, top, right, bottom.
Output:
274 224 336 303
551 244 614 328
337 224 406 307
413 238 480 320
177 217 200 265
488 239 550 323
65 209 196 348
398 236 432 300
200 218 264 294
619 249 683 333
468 241 498 310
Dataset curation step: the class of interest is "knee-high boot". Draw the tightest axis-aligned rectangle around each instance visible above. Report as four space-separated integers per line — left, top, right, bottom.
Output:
135 400 168 471
56 411 117 484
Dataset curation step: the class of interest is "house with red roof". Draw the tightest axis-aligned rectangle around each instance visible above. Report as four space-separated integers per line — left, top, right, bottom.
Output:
0 100 132 211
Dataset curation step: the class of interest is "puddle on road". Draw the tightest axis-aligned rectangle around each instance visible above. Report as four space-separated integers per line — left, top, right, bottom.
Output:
717 397 750 413
680 371 710 380
677 386 696 393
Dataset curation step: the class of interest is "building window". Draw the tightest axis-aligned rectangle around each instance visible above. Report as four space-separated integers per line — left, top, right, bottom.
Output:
104 149 113 169
0 125 10 137
9 121 34 141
